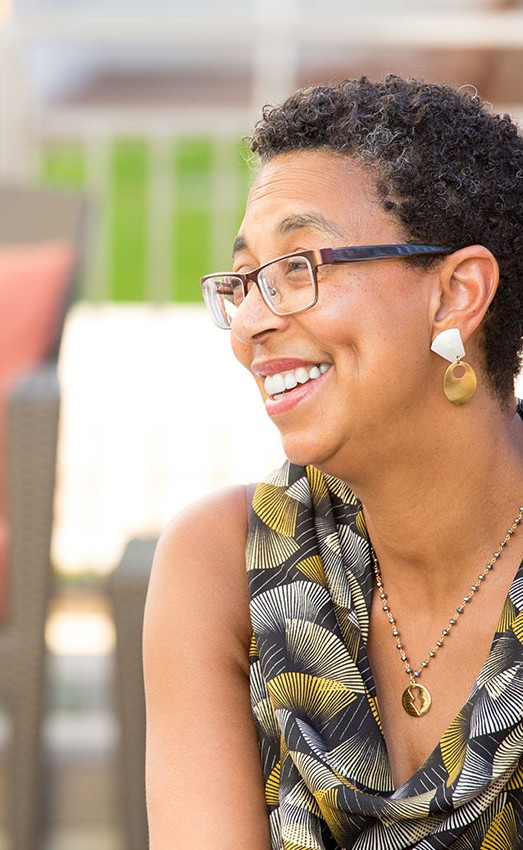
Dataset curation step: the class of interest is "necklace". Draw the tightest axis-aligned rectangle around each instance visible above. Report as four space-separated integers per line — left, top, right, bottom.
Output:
370 506 523 718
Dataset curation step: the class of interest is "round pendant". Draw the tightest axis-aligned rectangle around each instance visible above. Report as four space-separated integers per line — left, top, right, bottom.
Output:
401 683 432 717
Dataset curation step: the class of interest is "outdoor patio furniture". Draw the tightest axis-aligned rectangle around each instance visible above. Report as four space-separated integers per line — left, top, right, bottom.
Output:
0 183 86 850
110 536 157 850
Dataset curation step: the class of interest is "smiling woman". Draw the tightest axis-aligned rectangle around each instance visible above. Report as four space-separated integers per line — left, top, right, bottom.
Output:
143 77 523 850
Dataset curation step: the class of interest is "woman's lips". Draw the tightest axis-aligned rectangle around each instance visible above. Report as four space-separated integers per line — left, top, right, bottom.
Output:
263 363 331 416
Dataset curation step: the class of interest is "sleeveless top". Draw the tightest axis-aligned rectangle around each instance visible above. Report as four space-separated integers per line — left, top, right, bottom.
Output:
246 462 523 850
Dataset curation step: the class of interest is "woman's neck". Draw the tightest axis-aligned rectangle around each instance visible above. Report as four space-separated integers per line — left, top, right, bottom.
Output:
350 401 523 598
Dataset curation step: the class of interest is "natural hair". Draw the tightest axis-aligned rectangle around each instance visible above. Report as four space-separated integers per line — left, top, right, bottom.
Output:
250 76 523 404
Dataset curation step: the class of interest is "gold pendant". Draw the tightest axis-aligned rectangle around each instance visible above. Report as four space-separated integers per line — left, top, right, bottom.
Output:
443 360 477 406
401 683 432 717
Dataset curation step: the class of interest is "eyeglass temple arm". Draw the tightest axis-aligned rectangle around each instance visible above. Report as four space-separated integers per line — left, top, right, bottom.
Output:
326 244 452 264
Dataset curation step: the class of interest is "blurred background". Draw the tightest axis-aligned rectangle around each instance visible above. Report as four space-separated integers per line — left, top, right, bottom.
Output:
0 1 522 848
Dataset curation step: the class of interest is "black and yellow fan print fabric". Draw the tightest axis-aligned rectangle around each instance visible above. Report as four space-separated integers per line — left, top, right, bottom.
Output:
246 461 523 850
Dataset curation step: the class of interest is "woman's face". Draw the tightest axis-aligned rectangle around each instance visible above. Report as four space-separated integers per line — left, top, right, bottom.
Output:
230 150 441 480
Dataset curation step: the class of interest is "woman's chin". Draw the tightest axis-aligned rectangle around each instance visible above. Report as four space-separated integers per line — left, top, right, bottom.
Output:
278 436 313 468
280 434 359 483
280 434 332 471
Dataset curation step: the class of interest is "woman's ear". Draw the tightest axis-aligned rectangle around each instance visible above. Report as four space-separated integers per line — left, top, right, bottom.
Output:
432 245 499 343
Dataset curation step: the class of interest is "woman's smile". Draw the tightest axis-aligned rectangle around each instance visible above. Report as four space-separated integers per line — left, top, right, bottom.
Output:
263 361 331 415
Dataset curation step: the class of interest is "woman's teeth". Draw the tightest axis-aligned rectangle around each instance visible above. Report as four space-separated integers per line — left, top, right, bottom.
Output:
264 363 330 398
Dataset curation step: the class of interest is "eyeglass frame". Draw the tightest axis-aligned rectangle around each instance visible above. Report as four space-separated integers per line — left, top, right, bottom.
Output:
200 243 453 329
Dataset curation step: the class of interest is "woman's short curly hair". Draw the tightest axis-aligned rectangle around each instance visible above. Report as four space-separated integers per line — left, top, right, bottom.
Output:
250 76 523 404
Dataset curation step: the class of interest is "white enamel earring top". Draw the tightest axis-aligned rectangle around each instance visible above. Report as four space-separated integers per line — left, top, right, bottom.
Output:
430 328 465 363
430 328 477 405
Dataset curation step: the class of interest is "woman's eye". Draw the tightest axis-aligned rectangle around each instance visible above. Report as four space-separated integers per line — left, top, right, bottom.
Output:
286 259 308 272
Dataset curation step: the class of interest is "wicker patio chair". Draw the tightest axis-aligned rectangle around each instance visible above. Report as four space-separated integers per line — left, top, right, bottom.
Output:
0 183 86 850
110 536 158 850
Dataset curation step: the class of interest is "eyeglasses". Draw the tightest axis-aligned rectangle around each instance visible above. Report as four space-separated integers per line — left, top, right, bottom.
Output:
200 243 452 329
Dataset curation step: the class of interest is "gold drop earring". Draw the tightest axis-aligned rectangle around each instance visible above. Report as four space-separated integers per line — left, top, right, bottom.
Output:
430 328 477 405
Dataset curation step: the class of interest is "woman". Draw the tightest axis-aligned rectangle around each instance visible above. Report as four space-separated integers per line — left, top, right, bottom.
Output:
143 76 523 849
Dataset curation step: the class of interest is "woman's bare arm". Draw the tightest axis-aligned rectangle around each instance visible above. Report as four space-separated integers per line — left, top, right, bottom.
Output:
143 485 271 849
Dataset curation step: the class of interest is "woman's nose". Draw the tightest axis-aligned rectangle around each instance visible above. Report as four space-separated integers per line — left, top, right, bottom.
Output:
230 282 287 344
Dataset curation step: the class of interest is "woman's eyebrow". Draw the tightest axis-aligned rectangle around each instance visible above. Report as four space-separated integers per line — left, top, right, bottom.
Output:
232 213 343 259
232 234 248 257
277 213 343 238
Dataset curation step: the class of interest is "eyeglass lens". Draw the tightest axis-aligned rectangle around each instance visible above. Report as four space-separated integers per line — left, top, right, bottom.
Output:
259 256 315 314
203 255 316 328
202 275 243 329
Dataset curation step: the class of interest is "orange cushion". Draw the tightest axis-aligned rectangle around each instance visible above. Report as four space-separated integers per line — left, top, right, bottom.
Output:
0 241 74 619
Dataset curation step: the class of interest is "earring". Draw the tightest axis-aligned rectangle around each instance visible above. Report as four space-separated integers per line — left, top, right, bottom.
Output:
430 328 477 406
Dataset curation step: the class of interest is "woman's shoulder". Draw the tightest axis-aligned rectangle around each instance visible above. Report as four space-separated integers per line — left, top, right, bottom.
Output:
144 485 252 657
143 485 272 849
157 484 249 559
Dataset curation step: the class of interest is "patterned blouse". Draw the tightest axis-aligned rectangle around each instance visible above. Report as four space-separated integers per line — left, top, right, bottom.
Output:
247 462 523 849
